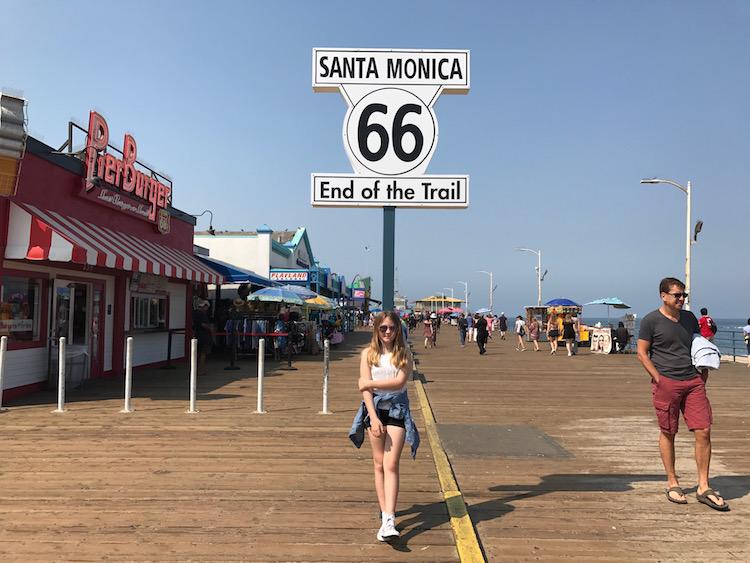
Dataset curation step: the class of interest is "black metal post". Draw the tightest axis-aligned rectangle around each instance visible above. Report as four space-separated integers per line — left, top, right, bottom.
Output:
225 328 240 371
160 329 177 370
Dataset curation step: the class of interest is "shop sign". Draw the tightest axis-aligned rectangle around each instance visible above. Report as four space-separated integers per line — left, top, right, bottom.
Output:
0 318 33 332
311 48 470 208
83 111 172 233
270 271 308 281
353 289 366 298
130 272 168 294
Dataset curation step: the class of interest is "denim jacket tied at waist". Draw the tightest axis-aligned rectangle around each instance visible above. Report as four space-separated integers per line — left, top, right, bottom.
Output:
348 390 420 459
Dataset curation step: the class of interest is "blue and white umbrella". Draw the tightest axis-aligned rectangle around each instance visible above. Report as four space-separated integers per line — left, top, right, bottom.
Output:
248 286 305 305
475 307 492 314
585 297 631 322
278 284 318 299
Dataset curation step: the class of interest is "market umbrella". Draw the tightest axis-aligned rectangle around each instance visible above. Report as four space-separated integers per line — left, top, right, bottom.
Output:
305 295 337 310
278 284 318 299
585 297 631 323
248 286 305 305
545 298 580 307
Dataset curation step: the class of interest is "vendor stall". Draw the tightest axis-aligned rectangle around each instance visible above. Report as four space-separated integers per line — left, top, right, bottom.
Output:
525 298 590 345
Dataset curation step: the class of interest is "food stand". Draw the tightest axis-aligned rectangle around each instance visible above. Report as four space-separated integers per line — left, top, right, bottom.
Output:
524 302 590 345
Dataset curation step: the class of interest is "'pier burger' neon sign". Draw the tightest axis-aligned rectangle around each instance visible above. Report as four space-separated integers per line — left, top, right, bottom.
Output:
83 111 171 234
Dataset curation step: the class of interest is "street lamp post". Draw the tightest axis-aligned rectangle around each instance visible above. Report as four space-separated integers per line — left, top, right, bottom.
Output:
443 287 454 310
477 270 494 311
640 178 696 310
456 281 468 313
517 248 544 306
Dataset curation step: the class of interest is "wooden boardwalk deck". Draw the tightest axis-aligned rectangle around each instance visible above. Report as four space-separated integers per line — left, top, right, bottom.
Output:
414 326 750 562
0 331 457 562
2 325 748 562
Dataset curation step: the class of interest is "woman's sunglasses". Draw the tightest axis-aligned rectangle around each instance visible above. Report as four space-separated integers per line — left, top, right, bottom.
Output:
378 325 397 333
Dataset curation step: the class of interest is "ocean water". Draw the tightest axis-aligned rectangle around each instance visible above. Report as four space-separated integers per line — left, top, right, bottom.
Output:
581 316 748 357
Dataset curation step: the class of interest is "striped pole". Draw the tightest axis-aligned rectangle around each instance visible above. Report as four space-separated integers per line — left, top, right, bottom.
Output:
0 336 8 412
53 337 66 413
319 339 331 415
254 338 266 414
120 337 134 413
187 338 198 413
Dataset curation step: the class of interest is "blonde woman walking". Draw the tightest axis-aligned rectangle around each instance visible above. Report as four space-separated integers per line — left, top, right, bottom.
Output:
547 313 560 354
349 312 420 542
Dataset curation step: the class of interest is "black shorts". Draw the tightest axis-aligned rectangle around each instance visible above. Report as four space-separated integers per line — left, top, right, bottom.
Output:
366 408 406 429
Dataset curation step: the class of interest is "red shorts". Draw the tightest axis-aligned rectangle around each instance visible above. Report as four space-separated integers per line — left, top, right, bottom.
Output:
652 375 712 434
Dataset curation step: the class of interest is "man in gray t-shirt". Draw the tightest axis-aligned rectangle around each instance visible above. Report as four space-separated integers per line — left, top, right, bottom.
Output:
636 277 728 511
638 308 698 380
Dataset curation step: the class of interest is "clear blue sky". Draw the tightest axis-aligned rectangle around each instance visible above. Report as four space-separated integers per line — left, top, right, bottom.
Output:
3 0 748 317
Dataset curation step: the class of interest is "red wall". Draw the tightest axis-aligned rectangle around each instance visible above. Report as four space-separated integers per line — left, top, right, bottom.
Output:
12 152 194 251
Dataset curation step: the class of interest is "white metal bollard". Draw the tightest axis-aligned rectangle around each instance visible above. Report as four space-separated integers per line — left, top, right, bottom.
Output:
0 336 8 412
319 339 331 414
53 337 67 413
254 338 266 414
120 336 134 413
187 338 199 413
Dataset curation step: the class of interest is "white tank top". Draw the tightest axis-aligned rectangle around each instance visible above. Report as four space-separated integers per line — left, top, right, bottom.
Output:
371 352 406 394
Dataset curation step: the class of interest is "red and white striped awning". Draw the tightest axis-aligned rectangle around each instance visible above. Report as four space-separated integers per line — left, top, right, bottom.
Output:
5 202 223 284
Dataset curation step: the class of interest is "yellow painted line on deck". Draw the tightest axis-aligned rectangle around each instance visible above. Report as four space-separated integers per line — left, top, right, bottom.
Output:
413 372 486 563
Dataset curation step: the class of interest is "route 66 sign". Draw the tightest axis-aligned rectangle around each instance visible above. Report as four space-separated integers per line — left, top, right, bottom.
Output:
311 48 470 208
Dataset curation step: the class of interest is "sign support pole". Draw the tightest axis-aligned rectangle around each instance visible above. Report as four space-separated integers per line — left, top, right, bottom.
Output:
382 206 395 311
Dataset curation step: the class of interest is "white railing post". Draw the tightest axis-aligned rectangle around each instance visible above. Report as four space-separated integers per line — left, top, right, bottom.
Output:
188 338 198 413
120 337 134 413
254 338 266 414
53 337 67 413
0 336 8 412
319 339 331 415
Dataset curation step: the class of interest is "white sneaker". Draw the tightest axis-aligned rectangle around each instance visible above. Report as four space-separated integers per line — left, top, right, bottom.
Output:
377 515 400 541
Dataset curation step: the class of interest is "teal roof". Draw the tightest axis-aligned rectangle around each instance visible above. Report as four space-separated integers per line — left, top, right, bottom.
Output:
282 227 315 265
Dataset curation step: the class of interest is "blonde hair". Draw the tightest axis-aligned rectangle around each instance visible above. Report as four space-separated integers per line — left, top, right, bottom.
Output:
367 312 409 369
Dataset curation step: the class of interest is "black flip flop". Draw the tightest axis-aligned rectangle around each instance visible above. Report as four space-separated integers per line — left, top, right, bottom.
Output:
696 488 730 512
665 486 688 504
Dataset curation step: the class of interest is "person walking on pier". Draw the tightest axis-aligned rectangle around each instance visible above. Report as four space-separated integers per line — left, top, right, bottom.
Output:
637 277 728 511
698 308 717 342
350 311 419 541
497 312 508 340
457 313 468 347
475 313 488 355
743 318 750 368
562 314 576 356
514 315 527 351
466 313 475 342
528 316 541 351
547 313 560 354
422 316 434 349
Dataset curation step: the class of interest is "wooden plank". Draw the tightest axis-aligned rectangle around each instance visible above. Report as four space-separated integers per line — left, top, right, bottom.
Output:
0 330 458 561
414 325 750 561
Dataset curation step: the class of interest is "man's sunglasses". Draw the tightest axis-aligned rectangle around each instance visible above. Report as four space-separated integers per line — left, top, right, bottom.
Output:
378 325 397 333
666 292 689 299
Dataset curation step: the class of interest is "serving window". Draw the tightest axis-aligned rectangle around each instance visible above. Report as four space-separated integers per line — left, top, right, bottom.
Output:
131 294 168 330
0 274 45 348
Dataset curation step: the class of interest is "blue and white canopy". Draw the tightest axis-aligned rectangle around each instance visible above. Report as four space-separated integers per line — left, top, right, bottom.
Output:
248 286 305 305
585 298 631 309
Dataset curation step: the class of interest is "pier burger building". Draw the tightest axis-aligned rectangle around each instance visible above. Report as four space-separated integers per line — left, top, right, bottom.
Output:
0 95 222 400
